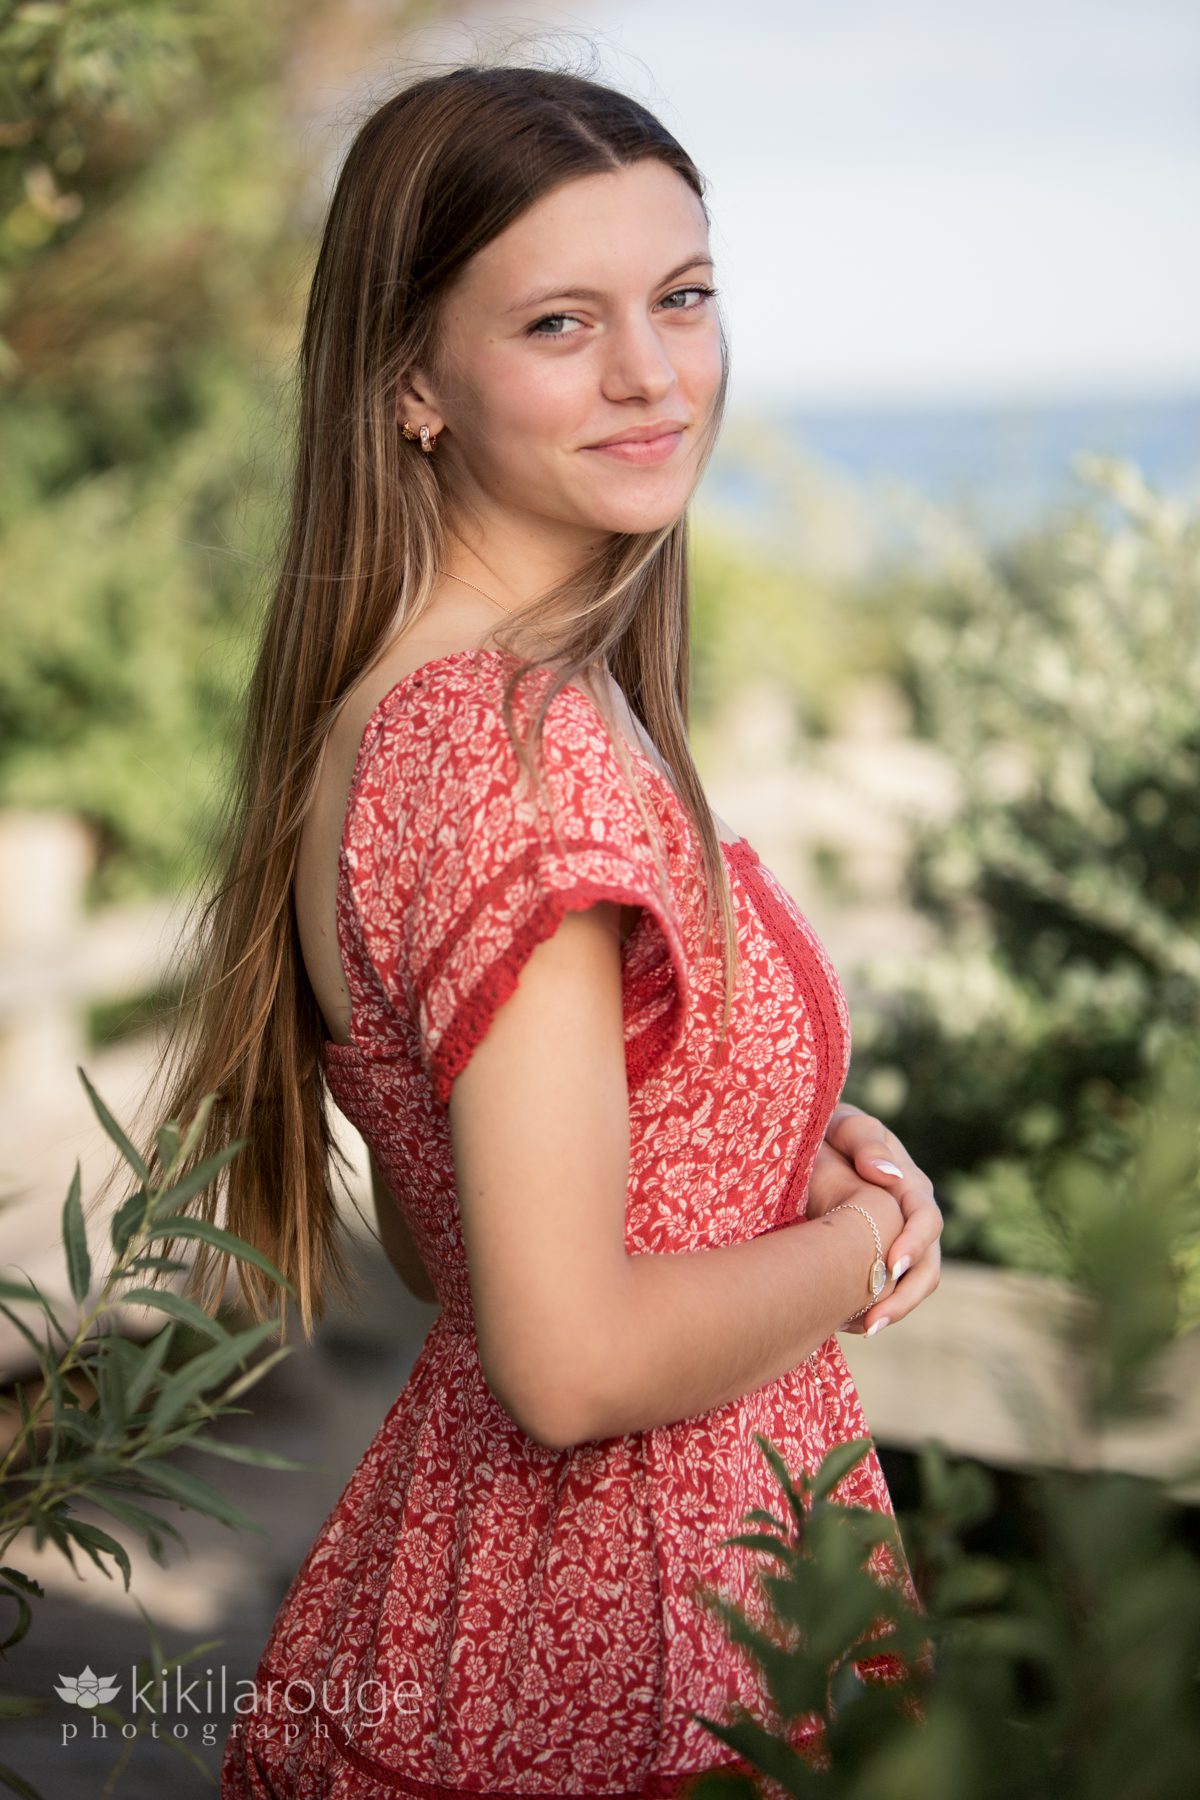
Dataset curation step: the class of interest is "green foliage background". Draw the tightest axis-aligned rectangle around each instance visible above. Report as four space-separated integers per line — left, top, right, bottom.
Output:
3 0 340 900
836 462 1200 1327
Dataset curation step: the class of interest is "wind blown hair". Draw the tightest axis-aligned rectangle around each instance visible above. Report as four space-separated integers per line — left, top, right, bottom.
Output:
114 60 735 1343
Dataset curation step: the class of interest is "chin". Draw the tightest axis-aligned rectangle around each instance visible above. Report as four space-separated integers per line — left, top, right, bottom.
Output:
584 489 694 535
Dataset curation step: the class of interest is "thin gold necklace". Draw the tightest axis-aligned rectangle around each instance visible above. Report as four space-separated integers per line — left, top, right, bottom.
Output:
436 568 510 617
435 567 597 695
435 568 564 669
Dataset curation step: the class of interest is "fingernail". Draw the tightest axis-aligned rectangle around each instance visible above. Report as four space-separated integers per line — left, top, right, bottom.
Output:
871 1160 903 1177
890 1256 911 1281
866 1317 891 1337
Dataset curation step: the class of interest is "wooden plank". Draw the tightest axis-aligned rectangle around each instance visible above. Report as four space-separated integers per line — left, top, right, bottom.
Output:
839 1259 1200 1502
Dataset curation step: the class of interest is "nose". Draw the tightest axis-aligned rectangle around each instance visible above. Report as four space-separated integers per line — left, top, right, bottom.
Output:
599 309 680 404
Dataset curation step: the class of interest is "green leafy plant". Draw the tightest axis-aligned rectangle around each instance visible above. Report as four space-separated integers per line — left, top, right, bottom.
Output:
684 1433 935 1792
0 1069 312 1798
684 1035 1200 1798
843 457 1200 1326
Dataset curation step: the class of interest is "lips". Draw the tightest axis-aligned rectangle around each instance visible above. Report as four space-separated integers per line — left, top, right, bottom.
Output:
583 428 686 466
587 422 689 447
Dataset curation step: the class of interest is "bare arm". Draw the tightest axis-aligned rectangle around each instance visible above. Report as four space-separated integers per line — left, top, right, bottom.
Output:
448 902 904 1452
592 1197 901 1440
368 1148 440 1307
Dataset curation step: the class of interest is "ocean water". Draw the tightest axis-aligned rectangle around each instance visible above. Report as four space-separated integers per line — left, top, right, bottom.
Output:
706 390 1200 551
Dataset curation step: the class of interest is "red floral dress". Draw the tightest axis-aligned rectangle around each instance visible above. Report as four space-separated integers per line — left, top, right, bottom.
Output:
220 649 923 1800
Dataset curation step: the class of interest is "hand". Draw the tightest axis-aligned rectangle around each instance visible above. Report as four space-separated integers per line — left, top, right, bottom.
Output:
811 1104 943 1336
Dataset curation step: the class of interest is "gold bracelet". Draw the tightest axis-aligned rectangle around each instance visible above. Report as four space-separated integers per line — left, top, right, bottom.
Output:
831 1201 889 1321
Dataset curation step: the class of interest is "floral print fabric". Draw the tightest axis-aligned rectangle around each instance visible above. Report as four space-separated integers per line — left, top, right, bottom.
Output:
221 650 922 1799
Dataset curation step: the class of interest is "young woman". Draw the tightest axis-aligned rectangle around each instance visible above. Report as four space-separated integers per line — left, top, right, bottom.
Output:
145 59 942 1798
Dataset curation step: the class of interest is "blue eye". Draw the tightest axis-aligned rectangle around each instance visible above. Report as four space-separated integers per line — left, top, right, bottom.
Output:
526 284 719 338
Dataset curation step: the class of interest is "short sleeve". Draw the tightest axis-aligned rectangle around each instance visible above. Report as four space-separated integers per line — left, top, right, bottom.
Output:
343 664 692 1106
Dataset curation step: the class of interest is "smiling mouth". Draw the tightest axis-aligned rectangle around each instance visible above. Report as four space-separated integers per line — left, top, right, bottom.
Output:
583 430 685 463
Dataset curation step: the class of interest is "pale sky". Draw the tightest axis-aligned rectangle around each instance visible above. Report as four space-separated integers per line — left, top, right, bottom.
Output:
392 0 1200 409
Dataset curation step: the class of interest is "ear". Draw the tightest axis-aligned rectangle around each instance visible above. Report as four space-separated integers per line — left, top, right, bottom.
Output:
396 368 447 436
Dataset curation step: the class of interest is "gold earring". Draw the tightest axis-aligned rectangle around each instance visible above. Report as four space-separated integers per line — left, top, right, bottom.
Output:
401 419 437 453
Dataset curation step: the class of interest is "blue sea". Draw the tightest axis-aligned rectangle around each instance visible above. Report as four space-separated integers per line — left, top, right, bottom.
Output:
705 391 1200 552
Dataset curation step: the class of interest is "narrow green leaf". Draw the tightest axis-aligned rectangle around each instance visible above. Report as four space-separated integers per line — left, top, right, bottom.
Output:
125 1325 177 1413
0 1755 45 1798
672 1777 756 1800
139 1424 213 1464
0 1280 70 1346
58 1518 132 1591
0 1591 32 1654
35 1508 77 1571
83 1491 184 1567
76 1067 149 1182
0 1695 46 1719
61 1162 90 1303
156 1120 182 1174
932 1555 1012 1614
185 1437 313 1471
148 1318 280 1435
743 1508 789 1533
0 1300 51 1384
810 1435 875 1502
220 1342 293 1403
178 1091 219 1164
121 1255 190 1276
722 1530 794 1565
96 1333 150 1438
130 1593 168 1679
150 1141 248 1218
0 1569 44 1600
52 1407 102 1449
125 1457 263 1532
752 1432 811 1533
0 1278 45 1304
142 1216 294 1296
117 1288 229 1342
110 1187 150 1258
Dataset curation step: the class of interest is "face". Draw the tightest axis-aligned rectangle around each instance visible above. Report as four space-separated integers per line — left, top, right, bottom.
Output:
400 158 725 547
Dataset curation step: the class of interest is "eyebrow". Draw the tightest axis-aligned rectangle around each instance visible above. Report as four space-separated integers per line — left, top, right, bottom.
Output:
506 255 715 314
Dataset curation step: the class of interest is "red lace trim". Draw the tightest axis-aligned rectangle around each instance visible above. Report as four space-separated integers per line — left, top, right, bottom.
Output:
731 859 847 1226
415 843 689 1109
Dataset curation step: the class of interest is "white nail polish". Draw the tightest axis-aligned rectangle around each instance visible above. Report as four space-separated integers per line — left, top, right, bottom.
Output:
866 1318 890 1337
871 1160 903 1177
891 1256 911 1281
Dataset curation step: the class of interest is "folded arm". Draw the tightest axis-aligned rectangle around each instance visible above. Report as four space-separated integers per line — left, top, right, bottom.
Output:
447 904 904 1450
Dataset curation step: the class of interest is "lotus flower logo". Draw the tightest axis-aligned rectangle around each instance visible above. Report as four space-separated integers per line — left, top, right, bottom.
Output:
54 1665 121 1708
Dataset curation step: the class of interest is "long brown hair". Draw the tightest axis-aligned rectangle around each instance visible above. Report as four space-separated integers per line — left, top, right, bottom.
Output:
114 62 737 1344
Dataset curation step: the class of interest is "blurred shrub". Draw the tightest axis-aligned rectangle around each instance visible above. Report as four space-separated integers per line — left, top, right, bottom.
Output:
0 0 331 904
841 457 1200 1326
689 415 901 744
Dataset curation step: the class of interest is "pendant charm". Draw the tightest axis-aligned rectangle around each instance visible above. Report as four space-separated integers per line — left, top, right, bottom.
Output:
869 1256 888 1299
